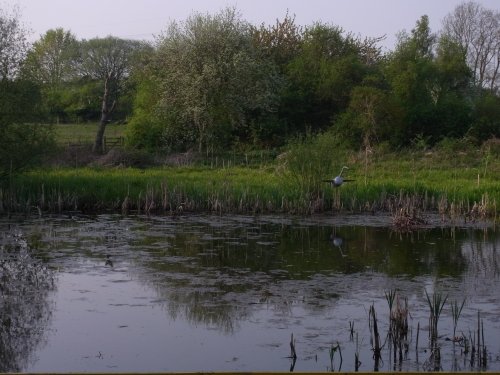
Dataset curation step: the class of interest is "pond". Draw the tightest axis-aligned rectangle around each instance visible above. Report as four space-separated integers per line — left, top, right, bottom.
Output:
0 213 499 372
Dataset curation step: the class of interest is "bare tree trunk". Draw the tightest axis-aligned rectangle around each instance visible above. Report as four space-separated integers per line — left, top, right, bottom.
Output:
93 77 116 154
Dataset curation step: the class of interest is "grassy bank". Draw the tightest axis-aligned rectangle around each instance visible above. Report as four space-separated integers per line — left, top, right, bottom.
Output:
2 146 499 220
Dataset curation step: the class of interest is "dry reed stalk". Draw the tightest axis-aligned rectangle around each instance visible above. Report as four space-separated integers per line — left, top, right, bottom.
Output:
369 304 382 369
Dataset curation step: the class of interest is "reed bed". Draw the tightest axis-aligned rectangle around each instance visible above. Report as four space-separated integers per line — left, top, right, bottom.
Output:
1 149 499 218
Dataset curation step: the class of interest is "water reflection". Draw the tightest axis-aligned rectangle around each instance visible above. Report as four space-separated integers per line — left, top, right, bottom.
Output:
0 230 56 372
0 214 498 372
330 228 348 257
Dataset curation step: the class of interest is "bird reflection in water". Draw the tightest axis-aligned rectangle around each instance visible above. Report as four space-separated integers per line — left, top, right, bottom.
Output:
330 228 348 257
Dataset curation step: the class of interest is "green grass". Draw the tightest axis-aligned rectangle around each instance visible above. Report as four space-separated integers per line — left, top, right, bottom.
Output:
54 123 125 144
2 145 500 217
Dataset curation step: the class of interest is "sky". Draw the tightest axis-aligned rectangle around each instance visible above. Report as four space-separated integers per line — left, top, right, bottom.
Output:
6 0 500 51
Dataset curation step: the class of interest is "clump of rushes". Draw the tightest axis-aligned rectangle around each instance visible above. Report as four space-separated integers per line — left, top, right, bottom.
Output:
390 194 428 231
425 290 448 342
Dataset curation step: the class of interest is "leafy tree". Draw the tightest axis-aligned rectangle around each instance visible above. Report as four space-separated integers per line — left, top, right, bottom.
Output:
284 23 372 135
22 28 79 122
79 36 148 153
143 7 282 152
125 70 169 151
0 6 54 181
250 11 303 71
469 92 500 140
0 5 28 80
335 85 404 150
0 79 55 181
433 36 472 138
384 16 439 145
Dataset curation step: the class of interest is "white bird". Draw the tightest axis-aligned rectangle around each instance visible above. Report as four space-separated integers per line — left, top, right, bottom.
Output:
323 166 355 187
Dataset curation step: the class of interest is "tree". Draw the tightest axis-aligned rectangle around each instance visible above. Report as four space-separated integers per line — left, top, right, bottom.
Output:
147 7 282 152
442 2 500 92
250 11 303 71
79 36 147 153
0 5 54 181
284 23 370 134
335 85 404 150
0 79 55 181
0 5 29 80
22 28 79 122
384 16 439 145
433 36 472 138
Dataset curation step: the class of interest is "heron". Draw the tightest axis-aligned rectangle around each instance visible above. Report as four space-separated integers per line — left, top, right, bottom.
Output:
323 166 355 187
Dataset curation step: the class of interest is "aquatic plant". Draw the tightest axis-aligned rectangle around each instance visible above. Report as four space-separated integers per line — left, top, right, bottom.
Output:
354 332 361 371
368 304 382 370
385 289 397 319
450 298 466 339
425 290 448 341
329 342 343 372
392 296 409 363
2 142 499 218
288 333 297 372
289 333 297 361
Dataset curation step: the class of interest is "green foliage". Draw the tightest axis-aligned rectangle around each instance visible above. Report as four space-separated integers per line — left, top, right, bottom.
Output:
284 131 347 199
125 75 164 150
22 28 78 86
384 17 438 145
0 80 55 180
0 5 29 80
334 85 405 149
250 11 303 70
144 7 283 153
383 15 477 147
2 4 499 157
21 28 80 123
5 142 500 216
469 92 500 141
284 23 367 133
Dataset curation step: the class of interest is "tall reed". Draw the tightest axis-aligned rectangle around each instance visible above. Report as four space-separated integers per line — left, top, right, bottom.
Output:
450 298 466 339
425 290 448 341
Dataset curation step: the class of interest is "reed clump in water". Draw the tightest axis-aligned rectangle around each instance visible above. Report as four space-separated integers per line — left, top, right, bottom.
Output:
385 289 409 365
425 290 448 342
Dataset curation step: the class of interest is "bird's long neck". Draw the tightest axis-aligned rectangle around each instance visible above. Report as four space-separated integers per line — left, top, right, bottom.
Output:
339 167 347 177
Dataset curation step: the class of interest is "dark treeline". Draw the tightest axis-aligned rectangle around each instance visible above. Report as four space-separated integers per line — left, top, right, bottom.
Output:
1 2 499 172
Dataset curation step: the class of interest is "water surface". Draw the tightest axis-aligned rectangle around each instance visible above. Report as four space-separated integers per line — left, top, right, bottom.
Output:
0 213 499 372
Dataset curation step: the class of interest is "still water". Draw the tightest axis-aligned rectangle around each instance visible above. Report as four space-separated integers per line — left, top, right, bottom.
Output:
0 213 499 372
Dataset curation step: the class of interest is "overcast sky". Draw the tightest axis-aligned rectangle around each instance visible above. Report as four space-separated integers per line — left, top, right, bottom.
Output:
7 0 500 51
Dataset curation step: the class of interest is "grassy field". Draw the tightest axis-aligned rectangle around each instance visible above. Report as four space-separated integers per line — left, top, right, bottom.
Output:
54 123 126 144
